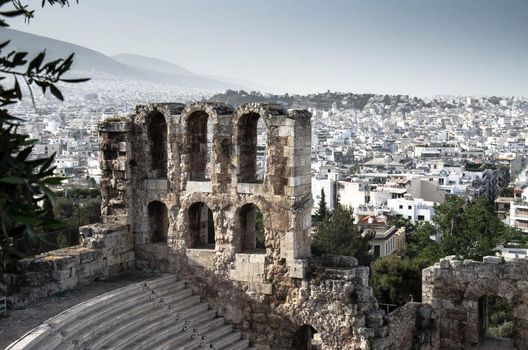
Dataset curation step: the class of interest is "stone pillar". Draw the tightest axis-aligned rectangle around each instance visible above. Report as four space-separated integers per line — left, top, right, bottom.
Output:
98 117 132 226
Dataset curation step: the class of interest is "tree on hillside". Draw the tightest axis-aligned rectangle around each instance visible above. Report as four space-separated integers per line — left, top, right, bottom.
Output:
313 188 329 223
0 0 87 276
312 204 374 266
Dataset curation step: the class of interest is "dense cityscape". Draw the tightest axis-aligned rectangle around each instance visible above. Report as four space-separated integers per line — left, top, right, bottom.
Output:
2 1 528 349
13 84 528 262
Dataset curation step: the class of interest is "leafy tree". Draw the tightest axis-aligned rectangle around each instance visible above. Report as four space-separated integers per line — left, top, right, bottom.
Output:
370 256 429 305
404 222 442 264
406 197 526 264
498 187 514 197
313 188 329 223
312 204 374 266
0 0 86 275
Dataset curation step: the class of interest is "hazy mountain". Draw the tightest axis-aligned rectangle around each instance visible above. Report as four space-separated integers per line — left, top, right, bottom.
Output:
112 53 195 77
112 53 279 93
0 29 249 91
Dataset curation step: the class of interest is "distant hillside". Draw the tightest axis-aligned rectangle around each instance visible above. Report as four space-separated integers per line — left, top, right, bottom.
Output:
209 90 377 110
112 53 195 76
112 53 276 93
0 29 249 91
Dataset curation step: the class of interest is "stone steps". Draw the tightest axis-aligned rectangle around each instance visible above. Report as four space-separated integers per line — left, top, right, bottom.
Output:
6 275 253 350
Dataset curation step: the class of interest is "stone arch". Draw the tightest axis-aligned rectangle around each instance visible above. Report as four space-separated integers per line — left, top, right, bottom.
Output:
147 111 168 178
147 200 168 243
188 202 215 248
292 325 320 350
236 112 267 183
233 104 286 184
185 110 211 181
236 203 266 253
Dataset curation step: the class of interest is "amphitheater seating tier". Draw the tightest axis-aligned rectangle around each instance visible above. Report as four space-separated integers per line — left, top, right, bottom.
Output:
6 275 255 350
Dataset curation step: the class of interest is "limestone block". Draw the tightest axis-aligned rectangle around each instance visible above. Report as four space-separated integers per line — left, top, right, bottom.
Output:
186 248 216 269
186 181 212 193
143 179 169 191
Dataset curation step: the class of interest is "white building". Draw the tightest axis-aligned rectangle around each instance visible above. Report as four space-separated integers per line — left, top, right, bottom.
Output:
387 196 435 222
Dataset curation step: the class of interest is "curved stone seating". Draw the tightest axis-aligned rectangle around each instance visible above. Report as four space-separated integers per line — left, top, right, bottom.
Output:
6 275 254 350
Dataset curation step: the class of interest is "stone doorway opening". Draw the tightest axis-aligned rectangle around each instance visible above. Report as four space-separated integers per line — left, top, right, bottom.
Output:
188 202 215 249
237 203 265 253
237 112 266 183
186 111 211 181
478 294 514 350
147 201 168 243
292 325 321 350
147 112 167 179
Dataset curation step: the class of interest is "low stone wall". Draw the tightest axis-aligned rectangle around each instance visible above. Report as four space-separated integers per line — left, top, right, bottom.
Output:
422 256 528 350
5 223 134 308
382 302 436 350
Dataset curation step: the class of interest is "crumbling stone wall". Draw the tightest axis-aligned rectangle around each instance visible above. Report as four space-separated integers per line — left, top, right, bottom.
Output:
422 256 528 350
5 223 133 308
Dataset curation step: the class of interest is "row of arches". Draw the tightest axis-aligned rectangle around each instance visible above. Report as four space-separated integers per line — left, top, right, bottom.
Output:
146 110 267 183
147 201 266 252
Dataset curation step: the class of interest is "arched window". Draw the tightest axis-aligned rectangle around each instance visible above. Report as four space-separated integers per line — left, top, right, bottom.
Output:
187 111 211 181
238 203 265 253
238 113 266 183
147 201 168 243
147 112 167 178
293 325 320 350
188 202 215 248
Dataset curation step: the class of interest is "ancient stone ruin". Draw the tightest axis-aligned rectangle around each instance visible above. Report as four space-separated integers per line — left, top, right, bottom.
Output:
5 102 528 349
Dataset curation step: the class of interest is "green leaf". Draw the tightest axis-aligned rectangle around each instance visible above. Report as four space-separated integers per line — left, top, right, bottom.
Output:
48 84 63 101
42 176 65 185
0 176 27 184
60 77 90 83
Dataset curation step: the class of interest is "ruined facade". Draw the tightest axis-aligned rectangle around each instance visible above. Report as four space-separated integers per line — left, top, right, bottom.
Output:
6 102 528 349
96 102 392 349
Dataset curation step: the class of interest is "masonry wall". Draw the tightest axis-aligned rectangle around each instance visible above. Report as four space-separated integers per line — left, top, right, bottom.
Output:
423 256 528 350
5 223 133 308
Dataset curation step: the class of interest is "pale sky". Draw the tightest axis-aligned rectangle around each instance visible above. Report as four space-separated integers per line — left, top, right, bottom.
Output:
10 0 528 97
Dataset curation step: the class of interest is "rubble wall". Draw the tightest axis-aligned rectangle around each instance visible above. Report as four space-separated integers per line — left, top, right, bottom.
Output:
423 256 528 350
5 223 133 308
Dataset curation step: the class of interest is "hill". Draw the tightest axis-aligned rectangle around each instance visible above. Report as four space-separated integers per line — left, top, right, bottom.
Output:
0 29 248 91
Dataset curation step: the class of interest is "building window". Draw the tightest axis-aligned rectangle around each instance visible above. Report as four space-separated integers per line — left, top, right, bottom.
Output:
147 201 168 243
418 215 425 221
188 202 215 248
147 112 167 178
399 205 403 209
408 205 412 210
187 111 211 181
374 245 381 257
238 112 266 183
237 203 265 253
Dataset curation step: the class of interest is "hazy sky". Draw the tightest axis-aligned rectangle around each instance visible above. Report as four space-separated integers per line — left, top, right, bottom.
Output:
10 0 528 97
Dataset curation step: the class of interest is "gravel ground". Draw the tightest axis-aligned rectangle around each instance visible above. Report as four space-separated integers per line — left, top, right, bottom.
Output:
0 271 158 349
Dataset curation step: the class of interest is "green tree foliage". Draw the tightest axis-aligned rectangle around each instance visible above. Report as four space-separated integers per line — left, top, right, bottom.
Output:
313 188 328 223
498 187 514 197
0 0 87 274
406 197 527 265
370 256 429 305
404 222 442 263
487 295 514 338
53 197 101 228
312 204 374 266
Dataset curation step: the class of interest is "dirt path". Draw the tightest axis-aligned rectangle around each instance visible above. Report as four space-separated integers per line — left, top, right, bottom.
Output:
0 271 158 349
